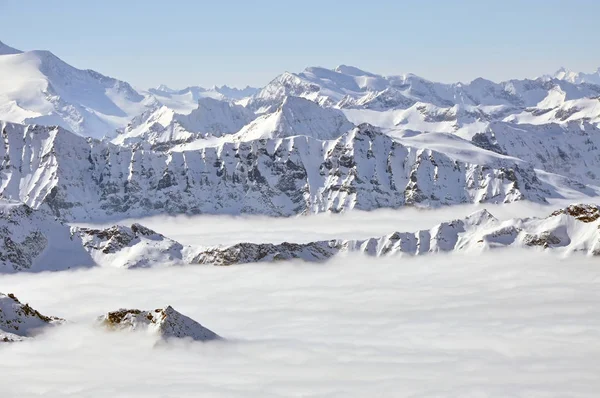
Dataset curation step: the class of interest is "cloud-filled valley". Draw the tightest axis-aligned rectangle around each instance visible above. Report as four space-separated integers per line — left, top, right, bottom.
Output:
2 36 600 397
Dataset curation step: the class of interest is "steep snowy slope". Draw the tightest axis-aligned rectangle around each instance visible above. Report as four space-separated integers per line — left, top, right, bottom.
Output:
113 98 254 149
0 42 153 138
469 121 600 184
249 65 600 137
0 199 195 272
0 292 64 342
193 204 600 265
234 96 354 141
2 121 586 221
99 306 221 341
0 201 94 272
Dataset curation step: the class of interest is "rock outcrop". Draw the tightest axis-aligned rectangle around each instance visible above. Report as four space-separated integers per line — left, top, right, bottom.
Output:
0 293 64 342
98 306 221 341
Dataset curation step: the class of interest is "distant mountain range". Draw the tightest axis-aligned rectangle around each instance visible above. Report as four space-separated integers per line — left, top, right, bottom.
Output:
0 39 599 222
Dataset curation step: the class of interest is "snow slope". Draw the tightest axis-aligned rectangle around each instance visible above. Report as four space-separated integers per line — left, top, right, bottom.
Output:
113 97 255 150
0 201 94 272
0 199 191 272
3 121 589 221
469 121 600 184
0 292 63 342
234 96 354 141
0 42 153 138
145 85 258 114
552 66 600 85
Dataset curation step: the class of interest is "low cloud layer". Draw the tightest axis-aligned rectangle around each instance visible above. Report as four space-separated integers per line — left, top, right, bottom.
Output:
75 199 600 247
1 249 599 397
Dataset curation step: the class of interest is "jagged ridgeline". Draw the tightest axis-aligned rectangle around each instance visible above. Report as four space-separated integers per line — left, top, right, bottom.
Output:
0 121 570 220
3 199 600 272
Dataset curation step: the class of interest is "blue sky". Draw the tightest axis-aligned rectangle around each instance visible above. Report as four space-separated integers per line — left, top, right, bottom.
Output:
1 0 598 89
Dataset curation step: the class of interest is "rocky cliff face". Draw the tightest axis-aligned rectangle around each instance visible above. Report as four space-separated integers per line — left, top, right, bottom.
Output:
1 121 575 221
0 200 188 272
471 121 600 184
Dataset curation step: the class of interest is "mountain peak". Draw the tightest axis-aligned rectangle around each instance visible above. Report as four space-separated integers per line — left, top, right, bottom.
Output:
98 306 221 341
0 40 23 55
155 84 175 93
237 95 354 141
334 65 376 77
1 292 64 342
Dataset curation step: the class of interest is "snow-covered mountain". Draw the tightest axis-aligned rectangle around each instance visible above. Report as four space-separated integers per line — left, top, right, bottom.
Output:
113 97 254 150
193 204 600 265
78 223 190 268
551 67 600 86
244 65 600 140
0 41 154 139
470 121 600 184
233 96 354 141
145 85 258 114
0 40 22 56
3 201 600 273
0 200 94 272
98 306 221 341
0 292 64 342
0 199 190 272
250 65 599 110
3 121 591 221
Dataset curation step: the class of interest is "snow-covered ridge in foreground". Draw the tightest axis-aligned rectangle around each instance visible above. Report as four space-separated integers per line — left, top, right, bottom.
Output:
0 292 64 342
2 121 591 221
98 306 221 342
0 201 192 272
2 202 600 272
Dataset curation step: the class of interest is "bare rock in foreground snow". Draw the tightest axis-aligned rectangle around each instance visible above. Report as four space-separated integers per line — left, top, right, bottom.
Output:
98 306 221 341
0 293 64 342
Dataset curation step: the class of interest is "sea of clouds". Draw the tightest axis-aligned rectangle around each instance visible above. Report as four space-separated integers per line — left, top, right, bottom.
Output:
1 249 600 397
2 201 600 397
75 198 600 247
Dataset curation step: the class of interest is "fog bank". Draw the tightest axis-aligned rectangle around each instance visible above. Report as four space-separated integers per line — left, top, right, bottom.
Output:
1 250 600 397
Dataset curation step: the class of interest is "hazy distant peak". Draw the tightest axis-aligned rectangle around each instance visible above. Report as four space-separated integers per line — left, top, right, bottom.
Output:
334 65 377 77
0 40 23 55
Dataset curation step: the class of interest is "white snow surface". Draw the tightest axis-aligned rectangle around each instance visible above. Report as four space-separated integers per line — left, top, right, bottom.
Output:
234 96 354 141
0 45 153 139
551 66 600 85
